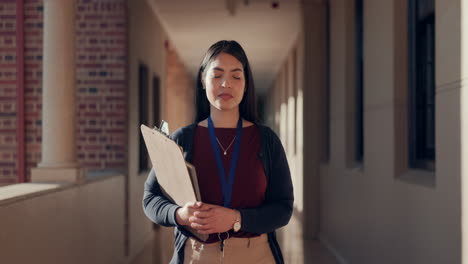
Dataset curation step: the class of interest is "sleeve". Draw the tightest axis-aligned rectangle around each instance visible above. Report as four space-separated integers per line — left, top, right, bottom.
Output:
142 168 182 227
238 127 294 234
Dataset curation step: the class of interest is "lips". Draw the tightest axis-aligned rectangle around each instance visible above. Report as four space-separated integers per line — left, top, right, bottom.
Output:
218 93 233 100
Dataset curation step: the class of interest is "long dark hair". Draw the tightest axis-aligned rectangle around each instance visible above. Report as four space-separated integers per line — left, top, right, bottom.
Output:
195 40 258 123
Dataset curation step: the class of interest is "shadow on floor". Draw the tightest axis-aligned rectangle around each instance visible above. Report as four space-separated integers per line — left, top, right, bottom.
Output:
278 213 339 264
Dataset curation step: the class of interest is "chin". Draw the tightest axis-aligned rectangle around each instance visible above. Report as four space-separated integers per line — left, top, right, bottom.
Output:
215 101 240 110
215 105 238 112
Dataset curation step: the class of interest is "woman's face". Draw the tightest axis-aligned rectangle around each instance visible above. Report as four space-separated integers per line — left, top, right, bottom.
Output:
202 52 246 113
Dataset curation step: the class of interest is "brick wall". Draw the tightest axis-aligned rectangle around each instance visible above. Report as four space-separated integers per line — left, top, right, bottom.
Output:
164 43 195 131
0 0 17 186
76 0 127 170
0 0 128 185
24 0 43 182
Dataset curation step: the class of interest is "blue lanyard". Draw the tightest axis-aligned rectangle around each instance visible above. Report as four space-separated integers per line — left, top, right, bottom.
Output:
207 116 243 208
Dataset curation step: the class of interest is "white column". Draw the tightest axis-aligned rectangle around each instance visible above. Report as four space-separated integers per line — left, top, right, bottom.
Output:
459 0 468 263
31 0 82 183
435 0 465 262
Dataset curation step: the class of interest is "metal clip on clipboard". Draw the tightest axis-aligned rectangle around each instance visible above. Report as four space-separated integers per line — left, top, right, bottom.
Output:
153 120 170 137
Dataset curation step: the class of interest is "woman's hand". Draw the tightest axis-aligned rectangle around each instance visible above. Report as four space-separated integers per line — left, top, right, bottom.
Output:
175 201 206 226
188 204 238 234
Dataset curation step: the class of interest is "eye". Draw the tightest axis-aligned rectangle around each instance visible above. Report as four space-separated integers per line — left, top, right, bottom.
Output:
233 76 241 80
214 75 222 79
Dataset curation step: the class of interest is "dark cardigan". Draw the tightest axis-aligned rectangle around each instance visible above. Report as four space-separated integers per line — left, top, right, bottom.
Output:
142 123 294 264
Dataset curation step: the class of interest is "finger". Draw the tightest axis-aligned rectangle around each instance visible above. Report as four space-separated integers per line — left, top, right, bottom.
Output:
190 222 211 231
200 203 220 209
193 210 213 218
189 216 209 225
187 201 202 209
195 204 214 211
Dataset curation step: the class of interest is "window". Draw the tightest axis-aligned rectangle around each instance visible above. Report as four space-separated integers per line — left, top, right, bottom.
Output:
355 0 364 162
138 64 149 173
153 75 160 126
322 0 331 163
408 0 435 170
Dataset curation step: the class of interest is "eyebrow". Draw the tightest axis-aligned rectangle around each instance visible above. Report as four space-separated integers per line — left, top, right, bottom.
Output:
213 67 243 73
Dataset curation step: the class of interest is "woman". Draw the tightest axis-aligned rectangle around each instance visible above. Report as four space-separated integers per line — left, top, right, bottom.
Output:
143 40 293 264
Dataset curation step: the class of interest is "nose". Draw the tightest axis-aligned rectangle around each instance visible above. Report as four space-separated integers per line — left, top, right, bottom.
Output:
221 78 231 88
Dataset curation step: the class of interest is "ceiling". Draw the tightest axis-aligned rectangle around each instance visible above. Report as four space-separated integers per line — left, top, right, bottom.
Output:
148 0 301 95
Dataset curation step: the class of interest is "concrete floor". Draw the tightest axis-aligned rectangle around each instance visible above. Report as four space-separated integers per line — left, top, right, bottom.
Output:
279 214 339 264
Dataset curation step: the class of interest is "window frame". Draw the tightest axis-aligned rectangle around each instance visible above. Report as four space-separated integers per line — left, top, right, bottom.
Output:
138 64 150 173
355 0 364 163
407 0 436 171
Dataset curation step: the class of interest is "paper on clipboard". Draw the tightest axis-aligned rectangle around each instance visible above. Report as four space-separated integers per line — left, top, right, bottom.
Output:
140 124 207 241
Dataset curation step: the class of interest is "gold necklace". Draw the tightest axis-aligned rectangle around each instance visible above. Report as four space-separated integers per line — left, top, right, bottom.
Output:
216 136 237 155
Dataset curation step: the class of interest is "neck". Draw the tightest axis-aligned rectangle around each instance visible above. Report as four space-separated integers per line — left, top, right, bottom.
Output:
209 107 241 128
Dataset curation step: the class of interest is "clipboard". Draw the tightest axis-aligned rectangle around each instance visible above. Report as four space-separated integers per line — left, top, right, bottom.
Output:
140 123 207 241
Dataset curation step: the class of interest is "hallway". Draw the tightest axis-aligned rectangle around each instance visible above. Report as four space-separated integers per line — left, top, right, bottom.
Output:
0 0 465 263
